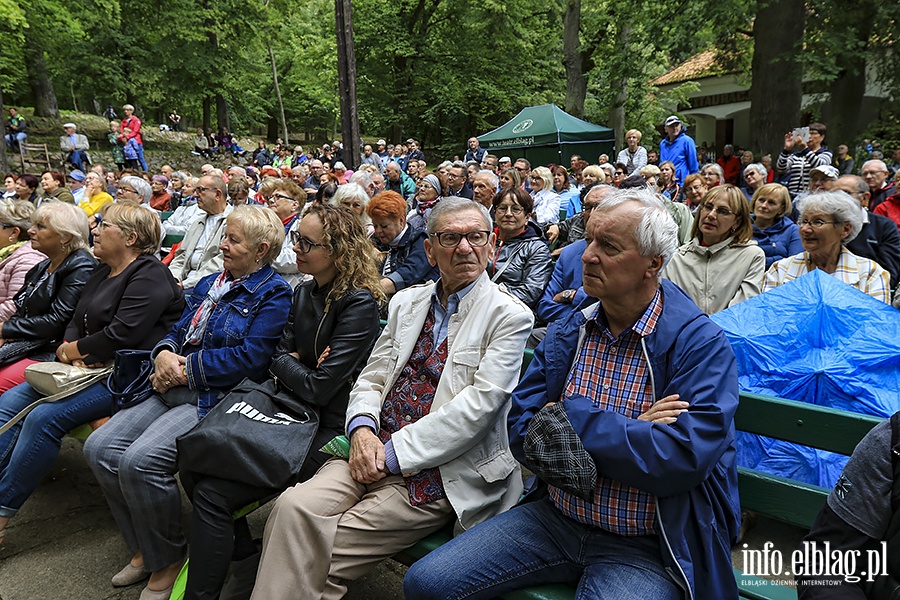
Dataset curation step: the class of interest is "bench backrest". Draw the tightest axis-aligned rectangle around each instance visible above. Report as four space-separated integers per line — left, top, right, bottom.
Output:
733 392 882 529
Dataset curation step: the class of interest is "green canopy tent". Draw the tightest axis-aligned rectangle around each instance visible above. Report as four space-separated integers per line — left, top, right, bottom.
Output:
477 104 615 168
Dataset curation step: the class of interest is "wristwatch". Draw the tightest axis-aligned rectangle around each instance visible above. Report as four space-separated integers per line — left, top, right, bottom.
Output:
562 289 575 302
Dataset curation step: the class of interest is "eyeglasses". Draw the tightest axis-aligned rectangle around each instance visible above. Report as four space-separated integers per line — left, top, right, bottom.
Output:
195 185 217 194
429 230 491 248
496 204 525 215
514 167 528 173
799 219 837 229
700 204 734 217
615 171 625 176
270 193 294 202
290 230 328 253
119 187 136 194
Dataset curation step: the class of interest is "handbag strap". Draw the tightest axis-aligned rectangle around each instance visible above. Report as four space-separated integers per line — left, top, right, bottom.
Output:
106 359 153 401
0 368 111 435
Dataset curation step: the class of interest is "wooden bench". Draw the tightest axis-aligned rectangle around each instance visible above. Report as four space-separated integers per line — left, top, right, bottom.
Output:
397 388 882 599
18 142 53 173
165 348 884 600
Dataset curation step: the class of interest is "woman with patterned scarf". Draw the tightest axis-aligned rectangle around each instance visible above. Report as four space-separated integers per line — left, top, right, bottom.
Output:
84 205 292 600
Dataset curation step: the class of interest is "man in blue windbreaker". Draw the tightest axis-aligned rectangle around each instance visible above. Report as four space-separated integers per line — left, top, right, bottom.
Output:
405 187 742 600
660 115 699 185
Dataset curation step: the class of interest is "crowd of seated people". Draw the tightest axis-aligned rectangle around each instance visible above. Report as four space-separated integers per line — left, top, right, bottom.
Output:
0 120 898 600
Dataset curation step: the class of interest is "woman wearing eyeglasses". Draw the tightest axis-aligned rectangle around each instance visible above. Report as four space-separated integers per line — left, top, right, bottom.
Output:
762 191 890 302
265 179 307 288
83 205 291 599
663 184 766 314
490 188 552 309
174 202 384 600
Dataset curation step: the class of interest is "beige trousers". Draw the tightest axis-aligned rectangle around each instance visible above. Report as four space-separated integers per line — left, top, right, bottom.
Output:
250 458 453 600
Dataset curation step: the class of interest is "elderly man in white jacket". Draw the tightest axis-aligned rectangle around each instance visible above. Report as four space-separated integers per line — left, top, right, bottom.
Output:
251 197 534 600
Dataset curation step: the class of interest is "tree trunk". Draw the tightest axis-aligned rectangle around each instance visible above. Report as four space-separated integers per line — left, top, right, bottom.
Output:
268 44 290 144
0 87 8 174
825 3 874 145
750 0 804 158
22 27 59 118
202 97 212 134
609 23 631 151
562 0 586 118
216 94 230 133
335 0 361 169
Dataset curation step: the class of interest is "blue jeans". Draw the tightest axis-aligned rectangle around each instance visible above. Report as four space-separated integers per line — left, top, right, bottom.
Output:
133 142 148 171
403 497 684 600
4 132 26 149
67 149 88 171
0 380 111 517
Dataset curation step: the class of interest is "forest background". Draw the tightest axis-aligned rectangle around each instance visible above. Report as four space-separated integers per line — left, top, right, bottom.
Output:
0 0 897 162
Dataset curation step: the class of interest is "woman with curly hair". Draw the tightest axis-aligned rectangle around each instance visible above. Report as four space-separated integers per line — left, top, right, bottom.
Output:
178 203 385 600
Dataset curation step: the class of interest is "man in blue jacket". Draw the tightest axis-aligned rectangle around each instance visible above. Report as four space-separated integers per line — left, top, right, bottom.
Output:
405 187 741 600
660 115 699 185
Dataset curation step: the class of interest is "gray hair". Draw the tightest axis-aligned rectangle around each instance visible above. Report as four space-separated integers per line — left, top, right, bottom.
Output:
744 163 768 179
226 204 285 265
436 160 453 172
427 197 491 235
348 170 374 195
476 169 499 189
120 176 152 203
797 191 863 243
331 182 371 214
700 163 725 184
862 159 888 174
171 171 188 184
593 187 679 272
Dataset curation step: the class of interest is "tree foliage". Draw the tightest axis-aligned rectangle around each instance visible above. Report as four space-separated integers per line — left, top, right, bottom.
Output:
0 0 891 151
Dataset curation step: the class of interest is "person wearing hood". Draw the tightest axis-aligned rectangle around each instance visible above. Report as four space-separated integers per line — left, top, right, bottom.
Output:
489 187 553 309
663 184 765 314
749 183 803 268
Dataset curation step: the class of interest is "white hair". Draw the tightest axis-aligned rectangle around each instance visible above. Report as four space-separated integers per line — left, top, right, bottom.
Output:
593 187 679 272
744 163 768 178
475 169 499 189
797 191 863 243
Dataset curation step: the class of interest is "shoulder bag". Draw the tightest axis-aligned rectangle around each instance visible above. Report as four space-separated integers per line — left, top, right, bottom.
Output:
177 377 319 489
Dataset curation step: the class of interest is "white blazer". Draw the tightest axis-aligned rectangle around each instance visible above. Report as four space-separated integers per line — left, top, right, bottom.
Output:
347 271 533 530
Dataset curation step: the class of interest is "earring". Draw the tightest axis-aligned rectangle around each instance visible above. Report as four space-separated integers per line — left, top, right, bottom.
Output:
8 235 14 242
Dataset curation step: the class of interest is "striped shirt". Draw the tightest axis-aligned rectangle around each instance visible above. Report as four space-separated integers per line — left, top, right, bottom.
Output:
763 247 890 303
550 288 663 536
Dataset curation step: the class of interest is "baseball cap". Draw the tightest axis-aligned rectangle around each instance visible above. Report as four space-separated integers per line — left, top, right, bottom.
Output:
664 115 681 127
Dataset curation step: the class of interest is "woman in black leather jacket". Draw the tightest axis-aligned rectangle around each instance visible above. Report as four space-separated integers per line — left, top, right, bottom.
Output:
179 203 385 600
0 202 96 392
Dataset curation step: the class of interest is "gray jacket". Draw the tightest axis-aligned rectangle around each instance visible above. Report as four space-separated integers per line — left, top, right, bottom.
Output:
491 222 553 309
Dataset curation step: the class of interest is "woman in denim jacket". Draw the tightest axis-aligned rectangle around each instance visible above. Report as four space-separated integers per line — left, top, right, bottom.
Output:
84 205 292 600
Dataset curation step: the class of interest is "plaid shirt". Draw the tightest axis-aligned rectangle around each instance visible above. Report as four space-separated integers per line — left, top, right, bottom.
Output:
549 288 663 536
763 247 890 303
